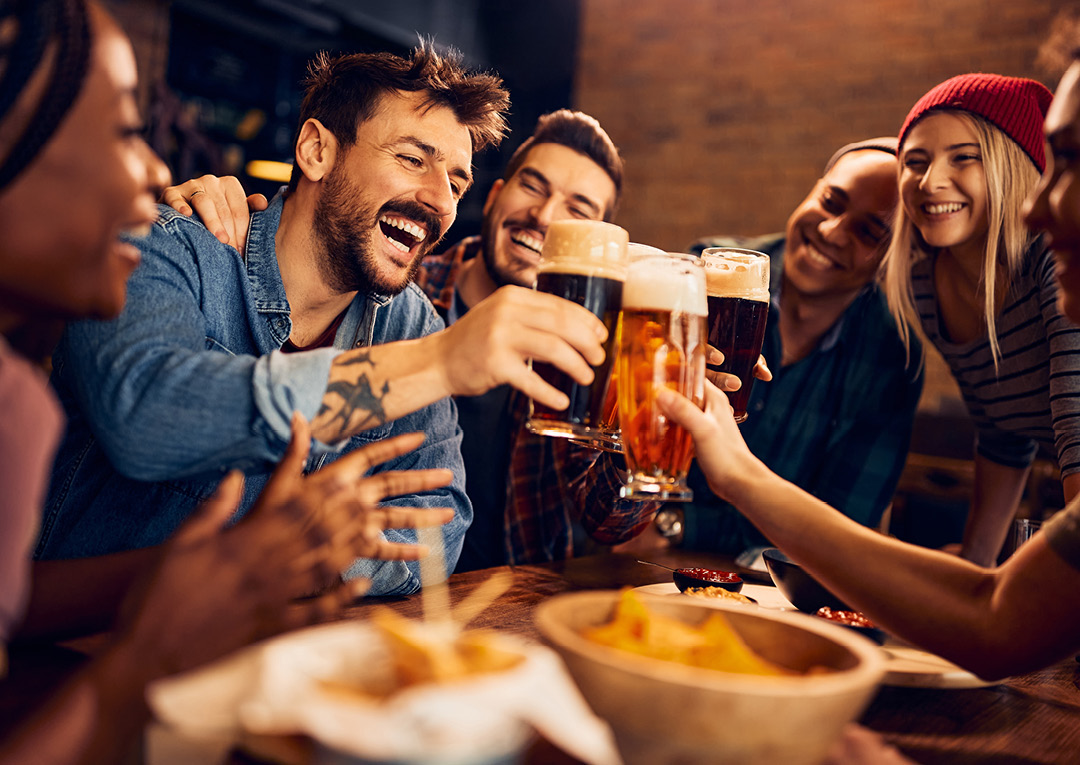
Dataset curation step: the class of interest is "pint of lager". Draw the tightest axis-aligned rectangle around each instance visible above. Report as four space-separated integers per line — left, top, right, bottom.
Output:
701 248 770 423
527 219 629 439
617 252 707 501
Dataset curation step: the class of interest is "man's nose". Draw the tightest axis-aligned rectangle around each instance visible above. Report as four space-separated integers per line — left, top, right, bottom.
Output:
416 172 457 220
818 213 849 246
530 195 560 228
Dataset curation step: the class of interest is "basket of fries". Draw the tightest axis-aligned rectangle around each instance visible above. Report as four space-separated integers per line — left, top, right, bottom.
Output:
535 589 885 765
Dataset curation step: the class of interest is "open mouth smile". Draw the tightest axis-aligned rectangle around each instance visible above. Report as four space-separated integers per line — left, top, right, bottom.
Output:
922 202 966 216
509 228 543 255
379 214 428 254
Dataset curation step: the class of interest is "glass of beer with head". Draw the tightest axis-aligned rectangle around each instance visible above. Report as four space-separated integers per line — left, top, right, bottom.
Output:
701 248 770 423
527 219 629 439
618 252 708 501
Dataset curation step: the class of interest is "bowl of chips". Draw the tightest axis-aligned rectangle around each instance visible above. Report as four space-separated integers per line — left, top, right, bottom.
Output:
535 589 885 765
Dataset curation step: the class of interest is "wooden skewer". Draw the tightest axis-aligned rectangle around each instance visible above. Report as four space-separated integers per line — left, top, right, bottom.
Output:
451 571 513 629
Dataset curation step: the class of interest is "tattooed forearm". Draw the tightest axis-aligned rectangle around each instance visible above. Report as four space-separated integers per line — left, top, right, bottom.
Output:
318 351 391 438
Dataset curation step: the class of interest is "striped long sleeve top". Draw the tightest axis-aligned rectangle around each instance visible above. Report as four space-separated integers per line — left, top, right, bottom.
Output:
912 241 1080 477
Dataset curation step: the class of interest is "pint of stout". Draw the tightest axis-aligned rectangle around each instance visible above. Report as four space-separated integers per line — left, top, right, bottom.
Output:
617 252 707 502
701 247 770 423
527 219 629 439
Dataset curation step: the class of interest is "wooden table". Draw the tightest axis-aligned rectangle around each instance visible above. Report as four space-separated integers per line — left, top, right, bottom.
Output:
343 550 1080 765
8 550 1080 764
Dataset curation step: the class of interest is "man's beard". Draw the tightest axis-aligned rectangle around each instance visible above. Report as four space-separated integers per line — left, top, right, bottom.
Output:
312 166 443 295
480 214 534 289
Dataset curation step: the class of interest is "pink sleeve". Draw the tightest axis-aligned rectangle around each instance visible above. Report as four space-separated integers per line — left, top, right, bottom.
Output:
0 342 63 641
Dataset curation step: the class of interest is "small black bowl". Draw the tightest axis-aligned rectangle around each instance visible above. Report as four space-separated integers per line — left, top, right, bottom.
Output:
671 567 744 594
761 548 850 613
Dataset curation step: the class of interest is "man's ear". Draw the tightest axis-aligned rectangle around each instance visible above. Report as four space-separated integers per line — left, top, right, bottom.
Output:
482 178 506 217
294 119 338 183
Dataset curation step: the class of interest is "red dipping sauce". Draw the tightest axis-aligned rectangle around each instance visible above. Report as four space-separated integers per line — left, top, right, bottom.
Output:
816 607 876 628
678 568 741 584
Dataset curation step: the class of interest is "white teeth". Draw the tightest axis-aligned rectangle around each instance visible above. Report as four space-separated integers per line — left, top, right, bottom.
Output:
510 230 543 253
925 202 964 215
805 244 835 269
386 236 410 254
379 215 427 242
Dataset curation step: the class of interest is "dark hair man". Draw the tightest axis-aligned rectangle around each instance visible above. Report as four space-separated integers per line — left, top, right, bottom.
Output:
36 46 609 596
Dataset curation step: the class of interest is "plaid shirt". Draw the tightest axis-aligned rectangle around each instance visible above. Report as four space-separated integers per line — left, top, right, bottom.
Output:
417 238 660 564
683 234 924 553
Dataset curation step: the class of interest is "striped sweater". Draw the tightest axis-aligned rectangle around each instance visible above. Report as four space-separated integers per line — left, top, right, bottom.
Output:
913 242 1080 476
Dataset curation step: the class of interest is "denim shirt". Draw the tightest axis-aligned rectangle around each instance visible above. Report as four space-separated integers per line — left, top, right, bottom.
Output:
36 194 470 596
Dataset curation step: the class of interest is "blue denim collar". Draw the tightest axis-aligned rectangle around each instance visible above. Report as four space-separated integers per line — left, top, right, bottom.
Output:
245 191 291 316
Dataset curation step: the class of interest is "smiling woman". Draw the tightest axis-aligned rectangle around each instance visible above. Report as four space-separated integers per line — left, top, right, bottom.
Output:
880 73 1080 569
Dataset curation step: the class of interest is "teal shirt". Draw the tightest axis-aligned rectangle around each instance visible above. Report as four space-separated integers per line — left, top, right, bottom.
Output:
683 234 924 554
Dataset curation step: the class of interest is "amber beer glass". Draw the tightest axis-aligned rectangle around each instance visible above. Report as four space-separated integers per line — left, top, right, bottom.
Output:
527 219 629 439
701 247 769 423
618 252 707 501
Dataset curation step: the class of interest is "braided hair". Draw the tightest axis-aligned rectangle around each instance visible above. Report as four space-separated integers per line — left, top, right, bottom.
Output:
0 0 90 192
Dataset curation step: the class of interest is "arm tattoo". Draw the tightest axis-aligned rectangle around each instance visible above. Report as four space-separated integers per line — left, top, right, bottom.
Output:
319 351 390 438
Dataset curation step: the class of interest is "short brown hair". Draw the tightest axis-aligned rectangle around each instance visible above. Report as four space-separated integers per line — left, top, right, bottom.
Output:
288 41 509 191
503 109 623 221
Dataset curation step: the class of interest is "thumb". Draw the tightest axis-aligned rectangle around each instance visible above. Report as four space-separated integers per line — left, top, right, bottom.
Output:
175 470 245 542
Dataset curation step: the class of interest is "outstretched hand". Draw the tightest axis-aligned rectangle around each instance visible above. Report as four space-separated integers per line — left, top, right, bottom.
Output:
655 379 757 502
159 174 267 252
113 413 453 678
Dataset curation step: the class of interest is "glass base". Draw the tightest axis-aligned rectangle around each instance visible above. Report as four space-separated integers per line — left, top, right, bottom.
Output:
620 479 693 502
733 412 748 424
525 418 595 439
568 432 623 454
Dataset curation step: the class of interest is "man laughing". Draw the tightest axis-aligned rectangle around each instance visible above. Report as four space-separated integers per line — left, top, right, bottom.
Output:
36 46 610 595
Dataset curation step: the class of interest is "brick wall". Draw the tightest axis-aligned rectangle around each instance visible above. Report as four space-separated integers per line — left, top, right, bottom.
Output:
575 0 1062 251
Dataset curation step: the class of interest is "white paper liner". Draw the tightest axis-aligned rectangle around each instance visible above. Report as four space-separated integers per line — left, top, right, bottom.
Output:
148 620 620 765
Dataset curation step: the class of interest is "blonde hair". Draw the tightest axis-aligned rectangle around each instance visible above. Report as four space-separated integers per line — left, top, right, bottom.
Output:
883 111 1041 371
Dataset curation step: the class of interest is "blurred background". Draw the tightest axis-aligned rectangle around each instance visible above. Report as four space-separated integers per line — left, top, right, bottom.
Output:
102 0 1068 542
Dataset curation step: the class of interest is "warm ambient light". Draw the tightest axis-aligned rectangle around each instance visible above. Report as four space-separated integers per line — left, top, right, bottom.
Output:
245 160 293 182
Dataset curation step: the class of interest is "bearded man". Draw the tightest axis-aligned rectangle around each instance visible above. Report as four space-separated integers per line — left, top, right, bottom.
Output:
36 45 609 596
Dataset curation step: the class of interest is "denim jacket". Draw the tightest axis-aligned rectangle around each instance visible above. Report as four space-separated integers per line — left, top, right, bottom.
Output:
36 194 470 596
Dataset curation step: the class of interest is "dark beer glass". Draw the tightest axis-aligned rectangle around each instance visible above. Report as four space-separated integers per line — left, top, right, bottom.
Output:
527 219 629 439
618 252 707 501
701 248 770 423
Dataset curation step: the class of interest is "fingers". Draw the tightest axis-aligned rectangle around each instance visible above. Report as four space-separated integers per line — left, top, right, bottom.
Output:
256 412 312 509
352 469 455 505
159 178 205 216
246 193 269 213
706 369 742 391
317 432 428 487
365 505 455 530
706 345 726 366
655 385 719 438
754 354 773 382
175 470 244 542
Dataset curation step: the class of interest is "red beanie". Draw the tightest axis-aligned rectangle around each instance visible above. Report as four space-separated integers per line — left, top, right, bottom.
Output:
898 73 1053 173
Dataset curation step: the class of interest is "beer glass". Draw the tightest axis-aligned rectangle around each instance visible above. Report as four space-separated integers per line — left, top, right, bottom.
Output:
527 219 629 439
569 243 666 454
701 247 770 423
618 252 707 501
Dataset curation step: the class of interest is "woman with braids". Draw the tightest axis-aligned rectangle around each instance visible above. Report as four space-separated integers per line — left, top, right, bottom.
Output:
0 2 452 761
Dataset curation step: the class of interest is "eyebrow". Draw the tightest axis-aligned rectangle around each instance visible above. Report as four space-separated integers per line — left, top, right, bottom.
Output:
401 135 474 191
520 166 603 217
826 184 888 233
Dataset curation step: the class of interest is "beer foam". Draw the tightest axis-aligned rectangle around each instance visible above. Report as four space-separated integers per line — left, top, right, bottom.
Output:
702 251 769 302
623 254 708 316
537 219 629 281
